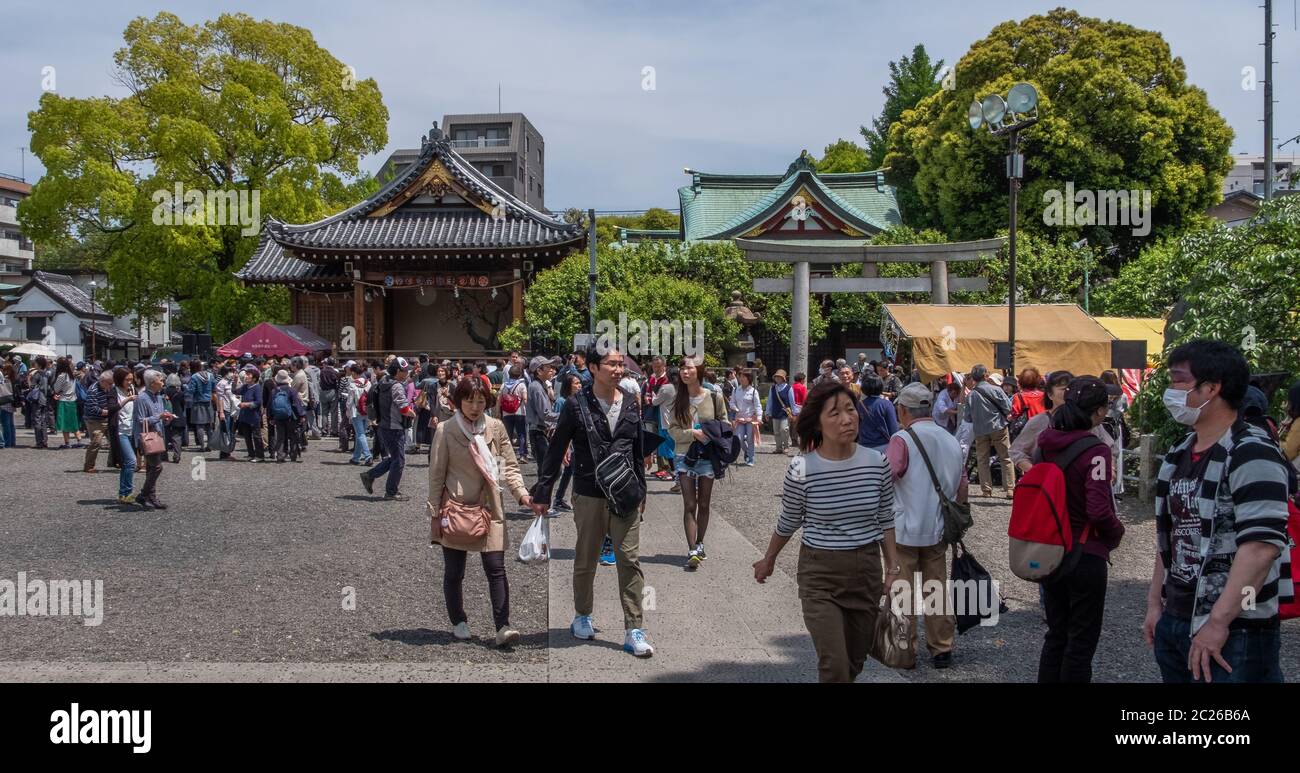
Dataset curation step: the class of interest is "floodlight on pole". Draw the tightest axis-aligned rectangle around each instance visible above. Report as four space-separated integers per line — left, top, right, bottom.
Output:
981 94 1007 128
970 81 1042 376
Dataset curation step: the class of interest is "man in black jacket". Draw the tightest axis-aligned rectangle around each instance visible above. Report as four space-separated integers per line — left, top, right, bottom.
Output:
531 346 654 657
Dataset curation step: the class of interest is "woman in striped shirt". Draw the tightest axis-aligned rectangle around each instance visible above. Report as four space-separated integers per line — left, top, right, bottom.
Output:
753 380 901 683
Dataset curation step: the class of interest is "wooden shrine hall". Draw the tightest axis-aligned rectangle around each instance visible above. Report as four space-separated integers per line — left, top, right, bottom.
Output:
236 122 585 357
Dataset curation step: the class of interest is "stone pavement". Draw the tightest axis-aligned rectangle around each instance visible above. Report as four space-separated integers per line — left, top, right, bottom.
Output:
544 477 905 683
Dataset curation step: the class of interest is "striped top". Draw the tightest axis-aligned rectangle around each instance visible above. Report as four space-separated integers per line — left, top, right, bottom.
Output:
1155 420 1293 634
776 445 896 549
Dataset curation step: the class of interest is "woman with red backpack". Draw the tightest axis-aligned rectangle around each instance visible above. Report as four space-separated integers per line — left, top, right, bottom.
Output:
1034 376 1126 683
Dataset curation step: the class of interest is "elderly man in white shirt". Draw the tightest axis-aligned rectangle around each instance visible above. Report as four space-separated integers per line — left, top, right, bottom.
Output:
886 382 966 670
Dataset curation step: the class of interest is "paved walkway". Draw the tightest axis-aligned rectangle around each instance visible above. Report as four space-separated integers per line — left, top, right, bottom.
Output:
545 479 905 683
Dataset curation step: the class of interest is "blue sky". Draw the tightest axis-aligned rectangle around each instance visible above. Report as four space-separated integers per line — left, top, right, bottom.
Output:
1 0 1297 210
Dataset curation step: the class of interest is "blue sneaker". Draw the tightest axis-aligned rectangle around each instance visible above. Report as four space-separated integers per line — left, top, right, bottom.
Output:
623 628 654 657
599 537 616 566
570 614 596 640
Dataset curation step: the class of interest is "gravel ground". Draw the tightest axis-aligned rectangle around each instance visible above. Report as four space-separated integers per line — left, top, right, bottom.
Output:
0 428 547 664
717 444 1300 683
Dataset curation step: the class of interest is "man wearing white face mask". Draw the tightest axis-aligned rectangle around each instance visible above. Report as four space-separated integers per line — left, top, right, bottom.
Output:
1144 339 1292 683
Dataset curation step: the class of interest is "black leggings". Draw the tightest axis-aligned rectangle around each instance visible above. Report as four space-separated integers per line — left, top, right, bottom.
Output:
442 548 509 630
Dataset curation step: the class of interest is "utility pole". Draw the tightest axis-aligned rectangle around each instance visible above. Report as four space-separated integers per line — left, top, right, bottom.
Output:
587 208 597 336
1265 0 1276 200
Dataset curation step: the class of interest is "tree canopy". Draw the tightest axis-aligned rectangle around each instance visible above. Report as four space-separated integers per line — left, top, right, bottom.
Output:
19 12 388 340
1130 197 1300 446
860 44 944 171
885 8 1233 267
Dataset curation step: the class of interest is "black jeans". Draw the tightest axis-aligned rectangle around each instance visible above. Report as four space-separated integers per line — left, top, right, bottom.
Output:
273 418 299 460
442 548 509 630
556 459 574 503
138 451 164 500
239 420 265 459
1038 552 1108 683
528 427 550 473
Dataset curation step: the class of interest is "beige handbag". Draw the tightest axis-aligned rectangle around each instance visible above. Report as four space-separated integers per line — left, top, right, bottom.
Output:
870 595 917 669
428 426 498 544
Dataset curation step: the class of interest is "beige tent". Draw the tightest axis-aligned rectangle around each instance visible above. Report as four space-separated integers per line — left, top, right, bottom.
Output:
1093 317 1165 365
883 303 1115 383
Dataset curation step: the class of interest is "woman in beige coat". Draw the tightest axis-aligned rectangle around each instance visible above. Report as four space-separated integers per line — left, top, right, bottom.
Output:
428 375 532 646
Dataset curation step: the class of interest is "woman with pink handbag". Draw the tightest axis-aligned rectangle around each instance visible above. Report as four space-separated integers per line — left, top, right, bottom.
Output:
131 369 175 511
427 375 532 647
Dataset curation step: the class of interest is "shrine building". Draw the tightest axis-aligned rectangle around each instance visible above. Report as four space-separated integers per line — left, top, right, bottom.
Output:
236 119 585 358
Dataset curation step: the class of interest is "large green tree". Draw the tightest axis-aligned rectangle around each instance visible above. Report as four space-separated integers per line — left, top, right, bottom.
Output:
1129 197 1300 446
860 44 944 170
19 12 388 340
885 8 1233 266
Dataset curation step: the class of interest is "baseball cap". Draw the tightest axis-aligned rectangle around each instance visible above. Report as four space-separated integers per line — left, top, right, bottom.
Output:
529 355 562 373
895 382 933 412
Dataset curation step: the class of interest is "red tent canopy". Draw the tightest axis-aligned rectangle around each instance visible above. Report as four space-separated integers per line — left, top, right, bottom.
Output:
217 322 332 358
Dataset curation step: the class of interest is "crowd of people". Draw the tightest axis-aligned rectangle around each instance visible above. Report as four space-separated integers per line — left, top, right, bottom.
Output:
752 341 1295 684
2 337 1295 683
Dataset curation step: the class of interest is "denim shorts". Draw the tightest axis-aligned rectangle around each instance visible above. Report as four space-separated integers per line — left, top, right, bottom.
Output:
674 453 715 478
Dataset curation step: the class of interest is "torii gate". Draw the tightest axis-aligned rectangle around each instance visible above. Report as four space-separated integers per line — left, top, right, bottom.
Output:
739 236 1005 378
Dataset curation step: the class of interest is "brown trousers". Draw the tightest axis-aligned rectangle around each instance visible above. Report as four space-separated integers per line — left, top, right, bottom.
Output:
895 542 955 657
975 426 1014 495
573 493 645 630
83 419 108 471
797 542 883 683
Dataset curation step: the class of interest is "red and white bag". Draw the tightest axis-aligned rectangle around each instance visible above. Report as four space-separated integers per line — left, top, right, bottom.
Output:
1008 436 1103 583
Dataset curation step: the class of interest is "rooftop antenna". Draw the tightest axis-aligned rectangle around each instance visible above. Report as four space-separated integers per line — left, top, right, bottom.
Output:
498 83 501 114
16 147 24 180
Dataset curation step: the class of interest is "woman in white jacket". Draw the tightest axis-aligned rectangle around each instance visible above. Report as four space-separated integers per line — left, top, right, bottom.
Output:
344 362 372 465
729 369 762 466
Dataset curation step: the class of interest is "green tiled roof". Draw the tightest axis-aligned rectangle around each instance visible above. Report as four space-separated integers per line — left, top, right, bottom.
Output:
677 155 901 242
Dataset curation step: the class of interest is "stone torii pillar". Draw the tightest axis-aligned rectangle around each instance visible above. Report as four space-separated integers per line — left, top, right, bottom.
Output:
737 237 1005 377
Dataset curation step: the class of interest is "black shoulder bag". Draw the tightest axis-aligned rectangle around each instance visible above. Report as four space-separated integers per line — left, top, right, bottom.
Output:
575 391 645 517
905 426 972 545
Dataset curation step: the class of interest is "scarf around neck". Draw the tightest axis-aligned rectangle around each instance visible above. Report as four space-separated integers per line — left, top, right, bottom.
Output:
455 411 499 486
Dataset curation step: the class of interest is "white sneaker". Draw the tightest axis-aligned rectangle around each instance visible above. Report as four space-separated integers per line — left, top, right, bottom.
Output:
623 628 654 657
495 626 520 647
452 622 472 640
570 614 596 640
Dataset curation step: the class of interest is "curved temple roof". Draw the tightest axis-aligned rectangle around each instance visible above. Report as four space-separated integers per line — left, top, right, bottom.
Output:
238 123 584 283
677 153 901 242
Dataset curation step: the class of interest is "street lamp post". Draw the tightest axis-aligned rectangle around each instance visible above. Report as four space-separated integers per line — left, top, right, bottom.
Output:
969 83 1040 377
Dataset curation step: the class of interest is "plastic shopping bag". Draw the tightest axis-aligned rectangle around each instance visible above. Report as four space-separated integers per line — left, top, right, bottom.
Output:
518 515 549 564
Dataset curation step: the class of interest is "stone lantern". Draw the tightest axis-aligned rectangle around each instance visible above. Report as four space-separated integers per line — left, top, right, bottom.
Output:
722 290 761 369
